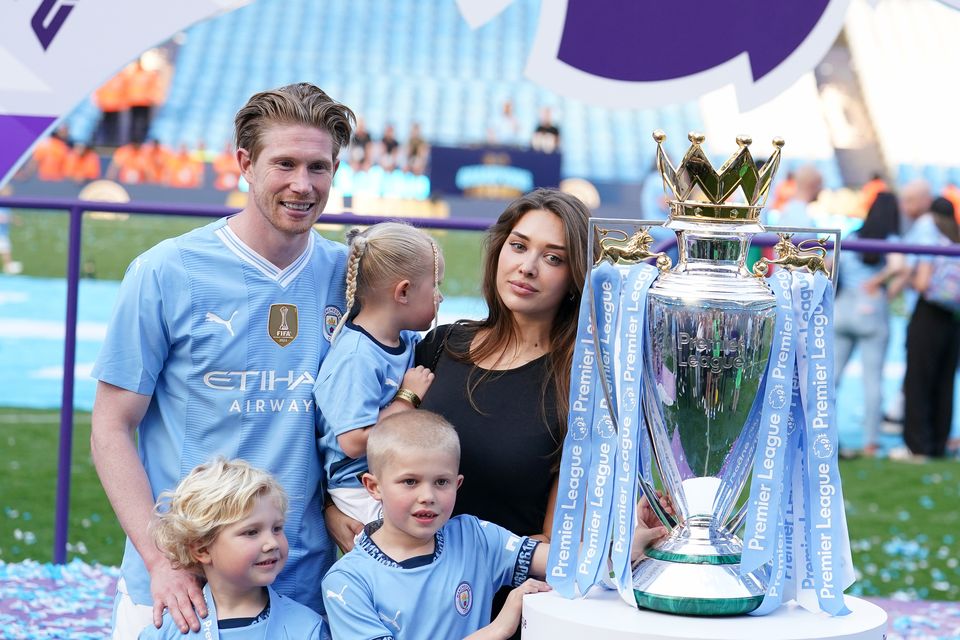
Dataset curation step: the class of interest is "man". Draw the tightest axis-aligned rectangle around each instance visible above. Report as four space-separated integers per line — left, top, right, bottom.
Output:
531 107 560 154
91 83 355 638
772 164 822 229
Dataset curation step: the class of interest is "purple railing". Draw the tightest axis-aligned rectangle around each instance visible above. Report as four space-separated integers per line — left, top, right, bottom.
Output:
3 194 960 564
0 196 492 564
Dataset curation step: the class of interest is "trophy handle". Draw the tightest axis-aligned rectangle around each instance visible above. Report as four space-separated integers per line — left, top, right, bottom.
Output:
638 475 677 530
724 502 748 535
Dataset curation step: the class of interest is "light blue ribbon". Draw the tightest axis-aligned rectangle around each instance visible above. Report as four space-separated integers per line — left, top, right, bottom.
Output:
752 378 803 615
742 269 797 574
547 278 597 597
799 275 851 615
577 262 624 593
609 263 659 598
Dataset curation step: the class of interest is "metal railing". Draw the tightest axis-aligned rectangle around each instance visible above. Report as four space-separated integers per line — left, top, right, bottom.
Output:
0 196 492 564
3 195 960 564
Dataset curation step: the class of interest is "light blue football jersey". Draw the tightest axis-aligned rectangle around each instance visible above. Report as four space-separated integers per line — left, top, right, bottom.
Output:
93 217 347 613
140 585 325 639
322 515 539 640
314 324 418 490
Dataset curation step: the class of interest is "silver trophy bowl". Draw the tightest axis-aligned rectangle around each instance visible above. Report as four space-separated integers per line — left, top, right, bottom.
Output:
633 218 775 616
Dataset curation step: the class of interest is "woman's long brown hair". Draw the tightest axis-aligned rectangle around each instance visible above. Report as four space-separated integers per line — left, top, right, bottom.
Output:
446 188 592 447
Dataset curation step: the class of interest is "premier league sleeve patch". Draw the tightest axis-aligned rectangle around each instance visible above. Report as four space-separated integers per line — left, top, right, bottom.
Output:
323 305 343 342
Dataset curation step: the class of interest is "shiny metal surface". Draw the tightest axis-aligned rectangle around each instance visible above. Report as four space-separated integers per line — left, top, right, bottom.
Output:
632 131 786 615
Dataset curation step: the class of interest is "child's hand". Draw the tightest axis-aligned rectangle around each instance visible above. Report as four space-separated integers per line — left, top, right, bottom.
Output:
483 579 552 639
400 365 434 399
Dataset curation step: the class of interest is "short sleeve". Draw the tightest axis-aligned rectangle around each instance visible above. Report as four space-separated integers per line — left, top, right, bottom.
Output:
322 570 394 640
314 347 385 435
92 245 182 395
470 516 540 589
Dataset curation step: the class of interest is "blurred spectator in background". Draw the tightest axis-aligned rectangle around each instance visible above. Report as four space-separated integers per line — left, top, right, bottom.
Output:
31 125 71 181
859 172 888 217
898 196 960 460
834 192 903 457
404 122 430 174
770 171 796 212
142 139 170 184
349 118 373 170
490 99 521 146
163 144 203 188
943 182 960 226
125 60 161 144
63 142 102 183
378 123 400 170
212 142 241 191
94 70 128 147
107 141 147 184
774 164 822 228
0 185 19 275
899 179 934 240
531 107 560 153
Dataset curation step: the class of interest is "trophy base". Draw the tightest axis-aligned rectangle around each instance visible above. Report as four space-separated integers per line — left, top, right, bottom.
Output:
632 552 767 616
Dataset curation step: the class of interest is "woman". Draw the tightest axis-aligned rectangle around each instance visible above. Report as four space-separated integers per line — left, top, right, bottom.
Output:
416 188 590 639
322 188 590 552
415 188 591 540
834 192 902 456
902 197 960 459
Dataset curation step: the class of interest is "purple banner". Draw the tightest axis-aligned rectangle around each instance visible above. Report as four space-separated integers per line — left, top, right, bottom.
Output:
0 114 56 185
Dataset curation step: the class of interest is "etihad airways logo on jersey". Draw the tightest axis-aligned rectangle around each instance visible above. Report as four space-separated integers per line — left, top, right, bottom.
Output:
204 370 315 391
202 370 316 414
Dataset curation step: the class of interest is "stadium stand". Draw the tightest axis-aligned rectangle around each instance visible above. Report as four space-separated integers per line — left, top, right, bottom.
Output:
61 0 845 191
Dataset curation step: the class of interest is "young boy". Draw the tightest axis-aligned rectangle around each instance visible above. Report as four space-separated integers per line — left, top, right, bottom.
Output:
322 411 666 640
142 458 326 639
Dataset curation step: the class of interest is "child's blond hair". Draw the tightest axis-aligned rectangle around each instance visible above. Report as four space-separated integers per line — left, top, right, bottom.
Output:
151 457 287 571
334 222 441 339
367 411 460 476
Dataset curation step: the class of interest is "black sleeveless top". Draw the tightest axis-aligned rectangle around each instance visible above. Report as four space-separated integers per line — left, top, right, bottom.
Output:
415 324 561 537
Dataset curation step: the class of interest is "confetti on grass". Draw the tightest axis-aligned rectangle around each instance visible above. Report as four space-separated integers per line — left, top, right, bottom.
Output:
0 559 118 639
0 561 957 638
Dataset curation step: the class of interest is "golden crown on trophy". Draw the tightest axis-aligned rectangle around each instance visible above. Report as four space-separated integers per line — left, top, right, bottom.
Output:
653 130 784 222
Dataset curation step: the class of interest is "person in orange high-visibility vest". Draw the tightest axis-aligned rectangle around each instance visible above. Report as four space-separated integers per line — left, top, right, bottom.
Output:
32 126 71 181
125 61 161 144
212 142 241 191
64 143 103 182
94 72 129 147
163 145 202 188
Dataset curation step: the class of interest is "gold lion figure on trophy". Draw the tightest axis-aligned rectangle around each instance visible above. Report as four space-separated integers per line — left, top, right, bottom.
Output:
596 228 672 270
753 233 830 277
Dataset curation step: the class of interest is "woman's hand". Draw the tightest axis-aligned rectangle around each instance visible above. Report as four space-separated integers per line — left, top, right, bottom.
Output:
637 488 674 530
324 503 363 553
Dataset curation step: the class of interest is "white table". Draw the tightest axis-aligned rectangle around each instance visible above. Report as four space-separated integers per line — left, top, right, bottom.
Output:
522 590 887 640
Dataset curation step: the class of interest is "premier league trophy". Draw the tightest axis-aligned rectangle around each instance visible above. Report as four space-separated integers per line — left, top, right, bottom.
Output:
628 131 784 615
548 130 853 620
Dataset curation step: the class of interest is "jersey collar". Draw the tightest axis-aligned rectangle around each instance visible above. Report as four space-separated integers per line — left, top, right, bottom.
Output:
215 223 314 289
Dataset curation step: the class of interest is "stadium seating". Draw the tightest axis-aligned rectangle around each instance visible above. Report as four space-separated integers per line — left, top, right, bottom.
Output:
64 0 845 188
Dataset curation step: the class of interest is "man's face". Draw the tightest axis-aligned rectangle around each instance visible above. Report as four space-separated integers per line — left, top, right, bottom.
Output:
901 187 931 220
238 123 338 238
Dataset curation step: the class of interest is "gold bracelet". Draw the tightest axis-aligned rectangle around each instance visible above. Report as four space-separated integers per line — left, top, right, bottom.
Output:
394 388 422 408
